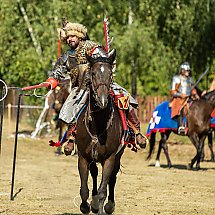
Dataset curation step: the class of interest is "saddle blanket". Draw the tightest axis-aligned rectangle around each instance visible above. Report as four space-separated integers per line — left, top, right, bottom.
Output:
146 100 215 137
59 82 138 124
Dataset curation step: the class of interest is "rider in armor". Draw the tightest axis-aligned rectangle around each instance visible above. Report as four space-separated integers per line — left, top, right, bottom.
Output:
170 62 199 135
46 21 146 155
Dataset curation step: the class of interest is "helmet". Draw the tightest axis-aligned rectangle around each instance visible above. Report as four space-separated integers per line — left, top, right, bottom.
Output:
179 62 191 73
58 22 88 41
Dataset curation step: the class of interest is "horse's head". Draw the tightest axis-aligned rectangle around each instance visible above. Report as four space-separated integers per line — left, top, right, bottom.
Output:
87 49 116 109
203 89 215 108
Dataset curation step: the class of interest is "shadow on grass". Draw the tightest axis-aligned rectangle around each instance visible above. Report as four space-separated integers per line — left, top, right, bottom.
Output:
148 163 187 170
148 163 215 171
56 214 82 215
11 187 23 200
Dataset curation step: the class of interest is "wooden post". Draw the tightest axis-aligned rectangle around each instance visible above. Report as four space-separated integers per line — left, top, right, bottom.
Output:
8 103 11 135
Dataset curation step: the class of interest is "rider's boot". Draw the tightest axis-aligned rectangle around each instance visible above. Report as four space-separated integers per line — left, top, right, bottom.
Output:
128 108 147 149
177 109 185 135
63 123 76 156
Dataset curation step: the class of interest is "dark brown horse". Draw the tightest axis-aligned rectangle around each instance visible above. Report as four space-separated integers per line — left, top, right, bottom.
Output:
75 50 125 214
147 90 215 170
187 90 215 169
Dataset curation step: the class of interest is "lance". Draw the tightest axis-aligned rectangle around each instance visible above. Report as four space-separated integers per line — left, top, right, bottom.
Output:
192 67 210 89
57 18 68 59
104 16 112 54
58 31 61 59
22 82 51 91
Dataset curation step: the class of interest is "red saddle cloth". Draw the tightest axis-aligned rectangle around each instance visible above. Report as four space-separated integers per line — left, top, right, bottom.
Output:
211 109 215 118
110 91 138 151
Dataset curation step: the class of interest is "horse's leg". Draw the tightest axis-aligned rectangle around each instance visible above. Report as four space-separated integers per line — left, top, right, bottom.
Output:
98 154 115 215
157 132 172 168
78 153 90 214
155 134 162 167
208 130 214 162
89 162 99 213
104 152 123 214
200 143 205 162
188 134 199 169
196 135 207 169
104 172 116 214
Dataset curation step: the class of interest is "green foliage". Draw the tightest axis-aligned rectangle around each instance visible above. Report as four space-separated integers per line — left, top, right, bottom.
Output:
0 0 215 102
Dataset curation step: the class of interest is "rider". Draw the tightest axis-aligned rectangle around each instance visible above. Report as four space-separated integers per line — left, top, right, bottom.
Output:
46 20 146 155
170 62 200 135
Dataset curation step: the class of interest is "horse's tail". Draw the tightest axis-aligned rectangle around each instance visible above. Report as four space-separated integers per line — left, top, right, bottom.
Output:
146 132 156 160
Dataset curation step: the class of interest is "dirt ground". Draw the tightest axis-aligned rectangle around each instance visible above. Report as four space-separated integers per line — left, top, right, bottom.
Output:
0 123 215 215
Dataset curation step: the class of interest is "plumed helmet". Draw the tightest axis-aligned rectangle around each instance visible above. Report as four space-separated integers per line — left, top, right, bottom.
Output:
57 22 88 41
179 62 191 72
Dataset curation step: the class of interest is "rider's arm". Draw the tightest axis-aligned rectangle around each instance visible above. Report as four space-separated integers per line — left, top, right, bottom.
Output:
48 53 69 80
191 87 200 100
45 53 69 89
170 76 182 98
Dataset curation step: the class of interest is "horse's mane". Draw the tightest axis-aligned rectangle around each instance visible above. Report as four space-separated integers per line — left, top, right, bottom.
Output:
201 90 215 100
200 90 215 109
195 86 203 96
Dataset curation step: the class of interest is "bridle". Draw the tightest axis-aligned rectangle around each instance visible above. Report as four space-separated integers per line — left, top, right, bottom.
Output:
84 60 114 145
90 62 113 106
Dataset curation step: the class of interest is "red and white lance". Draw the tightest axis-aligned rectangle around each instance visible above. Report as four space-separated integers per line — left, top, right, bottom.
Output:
103 16 112 55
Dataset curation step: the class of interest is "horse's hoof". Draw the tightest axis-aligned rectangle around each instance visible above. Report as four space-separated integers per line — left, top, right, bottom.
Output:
91 207 98 214
168 164 173 169
196 164 200 170
155 160 160 167
90 195 99 214
104 200 115 214
187 163 192 170
80 201 90 214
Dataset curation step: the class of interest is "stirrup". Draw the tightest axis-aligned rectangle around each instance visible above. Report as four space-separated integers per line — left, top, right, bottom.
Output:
136 133 147 149
178 126 185 135
63 140 75 156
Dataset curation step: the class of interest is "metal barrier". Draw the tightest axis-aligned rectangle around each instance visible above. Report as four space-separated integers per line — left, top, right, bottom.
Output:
0 80 51 200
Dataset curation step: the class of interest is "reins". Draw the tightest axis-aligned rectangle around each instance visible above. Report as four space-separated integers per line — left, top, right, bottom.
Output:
84 90 114 142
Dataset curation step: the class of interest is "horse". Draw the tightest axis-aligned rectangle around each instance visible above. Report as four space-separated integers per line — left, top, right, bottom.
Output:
201 77 215 161
146 90 215 170
75 49 125 214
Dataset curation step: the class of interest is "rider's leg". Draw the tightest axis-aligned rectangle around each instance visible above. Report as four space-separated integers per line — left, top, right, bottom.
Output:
178 108 185 134
127 107 146 148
